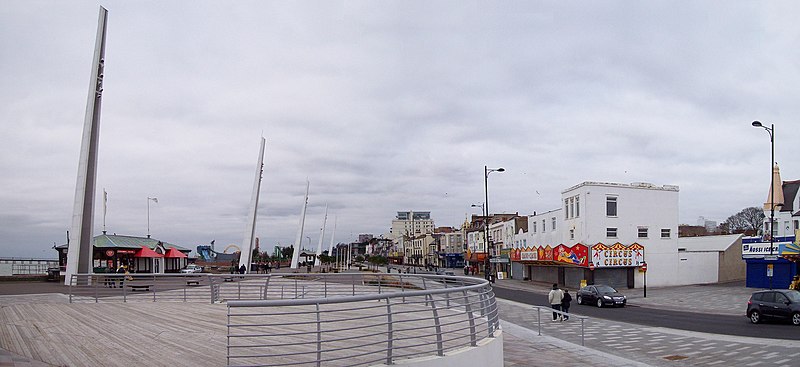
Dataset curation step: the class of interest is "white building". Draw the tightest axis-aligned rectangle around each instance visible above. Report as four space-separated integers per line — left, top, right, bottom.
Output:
511 181 681 289
677 234 745 284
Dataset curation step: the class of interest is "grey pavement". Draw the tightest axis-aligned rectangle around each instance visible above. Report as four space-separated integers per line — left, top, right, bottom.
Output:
492 277 800 367
0 275 796 367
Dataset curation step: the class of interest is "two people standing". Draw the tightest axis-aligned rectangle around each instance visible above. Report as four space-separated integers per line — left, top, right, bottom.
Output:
547 284 572 321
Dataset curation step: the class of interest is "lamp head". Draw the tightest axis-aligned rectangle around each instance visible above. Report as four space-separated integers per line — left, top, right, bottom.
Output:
752 121 763 127
497 168 505 172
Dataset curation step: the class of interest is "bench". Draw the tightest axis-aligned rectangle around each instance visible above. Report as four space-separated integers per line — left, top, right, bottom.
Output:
128 283 152 291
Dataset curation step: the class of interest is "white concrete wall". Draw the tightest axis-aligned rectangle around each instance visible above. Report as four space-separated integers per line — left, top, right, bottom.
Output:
389 330 503 367
563 182 680 287
526 209 564 247
677 251 719 284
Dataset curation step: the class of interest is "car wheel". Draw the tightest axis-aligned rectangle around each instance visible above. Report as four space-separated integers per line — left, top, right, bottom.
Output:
792 312 800 326
749 310 761 324
577 296 583 305
596 298 603 308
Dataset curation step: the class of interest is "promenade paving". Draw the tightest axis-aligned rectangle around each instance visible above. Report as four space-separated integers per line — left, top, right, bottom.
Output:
1 275 797 366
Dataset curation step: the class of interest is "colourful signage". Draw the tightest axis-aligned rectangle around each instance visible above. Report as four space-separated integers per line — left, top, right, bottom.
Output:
591 243 644 268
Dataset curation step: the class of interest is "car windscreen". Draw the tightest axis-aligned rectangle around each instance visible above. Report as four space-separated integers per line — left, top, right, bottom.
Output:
785 291 800 303
595 285 617 293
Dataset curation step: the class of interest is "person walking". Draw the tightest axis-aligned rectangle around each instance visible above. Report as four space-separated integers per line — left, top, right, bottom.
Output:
548 283 564 322
561 289 572 321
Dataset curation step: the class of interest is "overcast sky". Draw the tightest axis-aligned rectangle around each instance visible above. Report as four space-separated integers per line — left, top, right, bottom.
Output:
2 1 798 259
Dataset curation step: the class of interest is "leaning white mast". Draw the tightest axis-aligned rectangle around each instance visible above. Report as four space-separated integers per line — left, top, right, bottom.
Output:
314 204 328 266
290 180 310 269
238 136 266 273
65 7 108 285
327 215 337 259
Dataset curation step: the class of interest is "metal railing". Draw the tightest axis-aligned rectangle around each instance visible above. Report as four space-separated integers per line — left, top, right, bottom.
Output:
226 275 498 367
67 273 500 366
532 306 588 346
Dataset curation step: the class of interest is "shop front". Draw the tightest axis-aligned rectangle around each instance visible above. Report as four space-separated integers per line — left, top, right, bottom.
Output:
465 251 487 275
510 244 589 288
589 242 644 289
511 242 644 289
742 234 798 289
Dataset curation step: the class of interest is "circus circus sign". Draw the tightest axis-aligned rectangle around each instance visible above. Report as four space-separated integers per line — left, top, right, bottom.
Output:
591 243 644 268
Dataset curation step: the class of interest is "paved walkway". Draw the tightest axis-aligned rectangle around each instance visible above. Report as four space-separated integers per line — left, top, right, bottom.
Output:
0 276 796 366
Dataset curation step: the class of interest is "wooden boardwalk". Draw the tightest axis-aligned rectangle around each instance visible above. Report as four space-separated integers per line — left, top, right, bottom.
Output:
0 294 228 366
0 279 496 367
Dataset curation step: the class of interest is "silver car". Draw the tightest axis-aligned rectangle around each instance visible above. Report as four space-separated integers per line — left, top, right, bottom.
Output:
179 264 203 273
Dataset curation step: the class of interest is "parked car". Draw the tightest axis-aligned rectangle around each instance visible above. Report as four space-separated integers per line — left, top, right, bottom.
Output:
576 284 626 308
179 264 204 273
746 289 800 325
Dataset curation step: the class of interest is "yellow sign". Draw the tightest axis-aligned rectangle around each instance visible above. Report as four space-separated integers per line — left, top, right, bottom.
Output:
580 279 587 288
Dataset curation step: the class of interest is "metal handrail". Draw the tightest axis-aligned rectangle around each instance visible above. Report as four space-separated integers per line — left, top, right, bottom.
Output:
66 272 500 366
532 305 588 346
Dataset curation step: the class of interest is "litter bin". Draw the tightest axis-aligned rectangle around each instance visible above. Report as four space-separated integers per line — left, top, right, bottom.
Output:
47 267 60 281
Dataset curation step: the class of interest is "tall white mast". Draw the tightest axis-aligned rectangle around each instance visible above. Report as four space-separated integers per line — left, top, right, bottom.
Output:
290 180 310 269
314 204 328 266
238 136 266 273
327 215 337 257
65 7 108 285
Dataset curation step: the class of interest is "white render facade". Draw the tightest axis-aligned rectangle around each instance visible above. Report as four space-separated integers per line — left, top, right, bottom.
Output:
564 182 680 287
513 181 682 288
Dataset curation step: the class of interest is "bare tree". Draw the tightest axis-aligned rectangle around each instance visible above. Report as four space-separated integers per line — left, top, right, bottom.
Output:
723 207 764 235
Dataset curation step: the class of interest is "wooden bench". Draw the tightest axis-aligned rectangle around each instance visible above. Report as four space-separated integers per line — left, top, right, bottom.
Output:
128 283 152 292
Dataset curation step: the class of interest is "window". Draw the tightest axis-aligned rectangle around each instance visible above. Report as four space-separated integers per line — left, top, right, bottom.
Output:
564 195 580 219
638 227 648 238
552 217 556 231
575 196 580 218
607 227 618 238
569 197 575 219
795 220 799 230
564 199 569 220
569 229 574 240
543 219 546 232
661 228 671 238
606 196 618 216
533 221 537 234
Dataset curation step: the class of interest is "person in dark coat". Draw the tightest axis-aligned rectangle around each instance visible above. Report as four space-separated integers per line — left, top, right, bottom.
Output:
561 289 572 321
239 265 246 274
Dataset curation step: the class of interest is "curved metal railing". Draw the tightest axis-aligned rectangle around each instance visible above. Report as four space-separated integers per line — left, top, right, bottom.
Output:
67 272 500 366
226 274 498 367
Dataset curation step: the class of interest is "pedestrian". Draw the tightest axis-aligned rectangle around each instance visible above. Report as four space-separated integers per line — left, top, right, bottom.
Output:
561 289 572 321
548 283 564 322
239 264 246 274
464 264 469 275
115 265 125 288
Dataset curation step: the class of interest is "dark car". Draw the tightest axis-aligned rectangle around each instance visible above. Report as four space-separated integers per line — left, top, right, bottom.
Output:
576 284 626 308
746 289 800 325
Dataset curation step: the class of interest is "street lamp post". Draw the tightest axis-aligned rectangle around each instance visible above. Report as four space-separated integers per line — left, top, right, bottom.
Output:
483 166 505 282
752 120 776 289
147 197 158 238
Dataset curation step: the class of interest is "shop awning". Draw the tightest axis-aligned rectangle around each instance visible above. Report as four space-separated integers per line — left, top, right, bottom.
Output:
164 248 187 258
134 246 164 258
468 253 487 263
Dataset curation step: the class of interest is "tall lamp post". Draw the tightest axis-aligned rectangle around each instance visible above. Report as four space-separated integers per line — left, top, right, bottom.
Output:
752 120 776 289
147 197 158 238
483 166 505 281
